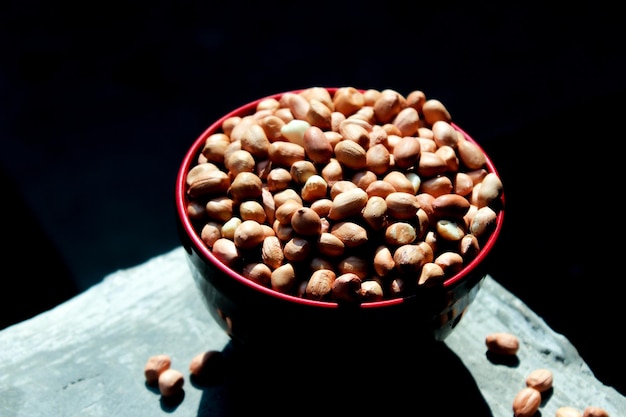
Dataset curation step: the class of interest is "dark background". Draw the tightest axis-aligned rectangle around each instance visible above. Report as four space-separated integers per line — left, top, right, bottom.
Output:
1 1 624 395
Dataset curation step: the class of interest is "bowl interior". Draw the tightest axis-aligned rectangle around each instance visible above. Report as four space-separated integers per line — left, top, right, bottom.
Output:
176 87 505 310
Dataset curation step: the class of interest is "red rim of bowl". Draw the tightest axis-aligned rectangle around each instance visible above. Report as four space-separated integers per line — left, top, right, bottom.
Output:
176 88 505 310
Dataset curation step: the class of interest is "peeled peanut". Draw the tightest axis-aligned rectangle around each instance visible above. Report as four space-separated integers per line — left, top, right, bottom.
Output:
476 172 504 208
234 220 266 249
330 221 368 247
365 180 396 199
421 98 452 125
229 172 263 201
373 245 395 277
417 262 445 288
144 354 172 386
470 206 497 238
393 243 428 274
242 262 272 286
360 280 384 302
332 272 363 303
268 141 306 168
392 106 420 136
328 187 369 220
431 120 459 149
436 220 465 241
583 406 610 417
201 222 222 248
202 133 231 164
420 175 453 197
261 235 284 269
366 143 392 175
556 407 583 417
485 332 519 355
280 119 310 146
334 139 367 170
383 171 414 194
333 86 364 116
239 200 267 223
385 221 417 246
373 89 405 124
317 232 345 257
361 195 388 230
283 236 312 262
337 255 369 279
205 196 234 222
158 369 184 397
457 138 487 170
187 168 231 198
305 269 336 300
212 238 239 267
306 99 333 130
512 387 541 417
432 193 471 219
271 263 297 293
240 122 270 159
525 368 553 392
290 160 317 185
434 251 464 275
393 136 421 169
385 192 420 220
416 151 447 178
291 207 322 236
266 167 293 192
301 174 328 202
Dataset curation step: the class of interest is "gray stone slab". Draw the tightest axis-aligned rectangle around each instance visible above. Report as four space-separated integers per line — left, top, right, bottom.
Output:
0 247 623 416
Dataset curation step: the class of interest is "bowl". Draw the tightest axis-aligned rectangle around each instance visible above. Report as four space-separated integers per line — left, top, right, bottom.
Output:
175 87 504 351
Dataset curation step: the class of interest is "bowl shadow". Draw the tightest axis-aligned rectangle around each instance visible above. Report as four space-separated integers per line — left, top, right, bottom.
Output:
195 336 493 416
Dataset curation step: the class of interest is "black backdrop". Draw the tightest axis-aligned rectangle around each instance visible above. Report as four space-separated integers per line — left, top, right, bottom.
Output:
1 0 624 395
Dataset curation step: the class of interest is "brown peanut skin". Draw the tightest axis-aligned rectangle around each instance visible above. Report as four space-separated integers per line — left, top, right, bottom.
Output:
512 387 541 417
583 406 610 417
525 368 553 392
485 332 519 355
158 368 185 397
144 354 171 386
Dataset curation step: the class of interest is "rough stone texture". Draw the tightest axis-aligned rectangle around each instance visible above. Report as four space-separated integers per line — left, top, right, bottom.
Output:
0 247 623 416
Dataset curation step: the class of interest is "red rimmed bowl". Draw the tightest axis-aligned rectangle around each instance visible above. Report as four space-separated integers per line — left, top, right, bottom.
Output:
176 87 504 350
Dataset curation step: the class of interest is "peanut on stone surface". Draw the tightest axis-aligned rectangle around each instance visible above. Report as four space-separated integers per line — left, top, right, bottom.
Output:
512 387 542 417
158 368 185 397
144 354 172 386
184 87 504 303
485 332 520 355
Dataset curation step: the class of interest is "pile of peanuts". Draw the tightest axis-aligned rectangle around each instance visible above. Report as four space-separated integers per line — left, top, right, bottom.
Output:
184 86 504 303
485 332 610 417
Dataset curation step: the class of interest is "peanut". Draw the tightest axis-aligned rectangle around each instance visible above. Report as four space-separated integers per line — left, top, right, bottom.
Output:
144 354 171 386
512 387 541 417
556 407 583 417
525 368 553 392
158 368 184 397
485 332 520 355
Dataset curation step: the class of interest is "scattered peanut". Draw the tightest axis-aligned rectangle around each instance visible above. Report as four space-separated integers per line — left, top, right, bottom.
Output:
189 350 226 384
583 406 610 417
158 368 184 397
525 368 553 392
512 387 542 417
144 354 172 386
556 406 583 417
184 87 504 304
485 332 520 355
